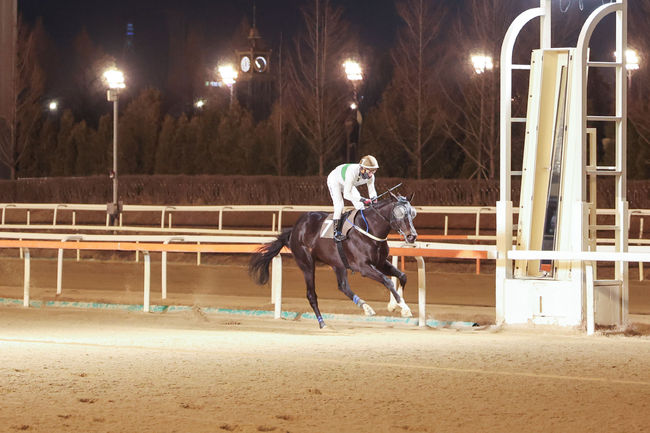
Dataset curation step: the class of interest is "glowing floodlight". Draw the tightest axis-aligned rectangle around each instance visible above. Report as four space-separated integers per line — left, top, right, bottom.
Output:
471 55 493 74
343 60 363 82
103 68 126 89
218 65 238 86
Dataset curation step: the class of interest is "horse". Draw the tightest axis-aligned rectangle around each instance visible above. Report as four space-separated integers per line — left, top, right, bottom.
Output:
249 193 418 328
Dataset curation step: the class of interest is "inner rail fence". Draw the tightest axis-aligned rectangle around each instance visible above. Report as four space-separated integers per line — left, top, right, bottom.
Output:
0 234 496 327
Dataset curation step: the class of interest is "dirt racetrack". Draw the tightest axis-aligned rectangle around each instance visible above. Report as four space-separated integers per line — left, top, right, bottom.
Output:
1 257 650 432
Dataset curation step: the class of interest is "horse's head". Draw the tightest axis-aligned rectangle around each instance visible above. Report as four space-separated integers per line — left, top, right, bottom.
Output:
388 192 418 244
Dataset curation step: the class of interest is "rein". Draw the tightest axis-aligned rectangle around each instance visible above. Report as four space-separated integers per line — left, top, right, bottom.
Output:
348 205 395 242
352 221 388 242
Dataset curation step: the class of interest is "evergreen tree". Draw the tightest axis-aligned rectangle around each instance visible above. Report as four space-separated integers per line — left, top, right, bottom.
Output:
155 115 176 174
72 120 95 175
119 88 162 174
217 103 256 174
94 113 113 176
55 110 76 176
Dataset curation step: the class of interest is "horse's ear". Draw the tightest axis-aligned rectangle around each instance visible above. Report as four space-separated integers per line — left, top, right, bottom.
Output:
389 192 399 201
408 192 415 202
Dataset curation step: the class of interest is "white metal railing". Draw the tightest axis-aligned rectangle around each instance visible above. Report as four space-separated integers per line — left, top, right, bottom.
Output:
0 233 451 327
1 203 648 279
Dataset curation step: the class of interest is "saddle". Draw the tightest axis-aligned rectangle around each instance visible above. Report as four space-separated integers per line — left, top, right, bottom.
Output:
319 209 360 239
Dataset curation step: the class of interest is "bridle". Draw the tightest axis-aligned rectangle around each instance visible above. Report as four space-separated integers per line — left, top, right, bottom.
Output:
387 200 416 240
356 196 416 241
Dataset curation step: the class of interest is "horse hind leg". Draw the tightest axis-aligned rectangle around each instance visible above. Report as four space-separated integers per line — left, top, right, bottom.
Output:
333 267 376 316
295 248 327 328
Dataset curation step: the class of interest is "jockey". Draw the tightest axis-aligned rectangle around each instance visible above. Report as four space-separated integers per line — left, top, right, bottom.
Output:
326 155 379 241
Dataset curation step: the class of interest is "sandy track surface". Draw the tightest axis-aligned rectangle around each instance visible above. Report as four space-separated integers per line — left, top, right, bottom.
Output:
2 257 650 432
2 307 650 433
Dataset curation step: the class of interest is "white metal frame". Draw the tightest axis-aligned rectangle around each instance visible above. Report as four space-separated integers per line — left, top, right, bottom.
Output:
497 0 629 330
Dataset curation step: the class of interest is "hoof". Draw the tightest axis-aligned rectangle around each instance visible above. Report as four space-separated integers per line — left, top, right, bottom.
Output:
401 308 413 318
362 303 376 316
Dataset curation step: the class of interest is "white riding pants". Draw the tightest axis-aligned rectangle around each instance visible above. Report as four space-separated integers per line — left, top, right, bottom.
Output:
327 174 345 220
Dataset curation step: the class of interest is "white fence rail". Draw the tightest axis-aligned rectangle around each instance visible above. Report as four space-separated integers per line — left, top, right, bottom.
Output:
1 232 480 327
3 203 650 277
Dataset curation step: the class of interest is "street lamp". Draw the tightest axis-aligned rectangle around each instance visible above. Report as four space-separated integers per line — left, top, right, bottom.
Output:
614 49 640 90
48 100 58 112
471 54 493 74
218 64 238 106
195 99 206 109
343 59 363 161
470 54 494 179
343 60 363 82
103 67 125 225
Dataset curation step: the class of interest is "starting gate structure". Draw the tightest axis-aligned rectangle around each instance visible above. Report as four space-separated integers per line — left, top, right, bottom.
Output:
497 0 629 332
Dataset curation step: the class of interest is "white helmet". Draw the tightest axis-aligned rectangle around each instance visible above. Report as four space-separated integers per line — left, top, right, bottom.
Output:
359 155 379 169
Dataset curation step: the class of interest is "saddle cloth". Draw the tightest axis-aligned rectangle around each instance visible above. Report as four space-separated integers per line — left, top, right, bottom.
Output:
319 209 360 239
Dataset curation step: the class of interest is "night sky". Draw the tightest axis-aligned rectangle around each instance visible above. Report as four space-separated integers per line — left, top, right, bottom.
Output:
18 0 399 96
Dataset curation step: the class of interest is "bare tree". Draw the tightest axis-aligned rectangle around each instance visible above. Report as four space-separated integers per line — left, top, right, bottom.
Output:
375 0 449 180
272 34 288 176
69 28 115 122
0 18 46 180
440 0 528 180
626 0 650 178
285 0 353 175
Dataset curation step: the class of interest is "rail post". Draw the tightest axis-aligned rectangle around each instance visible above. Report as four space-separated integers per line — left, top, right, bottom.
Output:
23 249 30 307
271 255 282 319
57 235 83 295
161 237 184 299
585 261 595 335
143 251 151 312
416 256 426 327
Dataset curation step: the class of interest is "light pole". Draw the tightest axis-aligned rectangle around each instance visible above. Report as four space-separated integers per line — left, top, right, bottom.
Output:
470 54 493 179
103 68 125 225
343 59 363 161
218 64 238 106
624 49 639 90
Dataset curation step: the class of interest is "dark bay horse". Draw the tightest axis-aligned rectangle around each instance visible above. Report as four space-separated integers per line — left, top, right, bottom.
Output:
249 193 418 328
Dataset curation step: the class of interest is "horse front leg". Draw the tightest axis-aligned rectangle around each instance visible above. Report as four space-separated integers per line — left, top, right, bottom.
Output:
333 266 376 316
359 263 412 318
380 259 408 313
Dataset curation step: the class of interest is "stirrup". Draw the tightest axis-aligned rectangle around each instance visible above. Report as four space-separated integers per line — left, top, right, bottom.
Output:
334 231 346 242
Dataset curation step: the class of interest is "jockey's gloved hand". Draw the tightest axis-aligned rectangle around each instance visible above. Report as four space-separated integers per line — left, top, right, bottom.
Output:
371 196 378 204
361 198 373 206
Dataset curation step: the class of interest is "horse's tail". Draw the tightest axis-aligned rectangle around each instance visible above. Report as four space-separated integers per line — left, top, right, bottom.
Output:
249 229 292 285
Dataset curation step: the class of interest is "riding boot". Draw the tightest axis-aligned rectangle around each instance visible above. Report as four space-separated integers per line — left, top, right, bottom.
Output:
333 218 345 242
